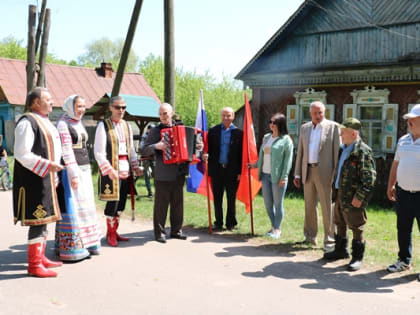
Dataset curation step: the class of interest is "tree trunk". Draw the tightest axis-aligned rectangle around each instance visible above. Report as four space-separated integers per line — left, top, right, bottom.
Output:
34 0 47 56
111 0 144 97
37 8 50 88
26 5 37 94
164 0 175 109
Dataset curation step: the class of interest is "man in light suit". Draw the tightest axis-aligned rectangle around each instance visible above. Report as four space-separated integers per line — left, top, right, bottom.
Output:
293 101 340 252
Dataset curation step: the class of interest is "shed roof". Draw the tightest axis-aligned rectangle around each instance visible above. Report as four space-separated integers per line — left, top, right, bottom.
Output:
0 57 161 107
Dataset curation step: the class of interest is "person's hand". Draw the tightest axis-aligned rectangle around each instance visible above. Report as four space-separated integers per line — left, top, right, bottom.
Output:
135 167 143 177
278 179 286 187
202 153 208 162
351 196 362 208
108 169 118 181
154 141 167 151
247 162 257 169
237 174 241 181
50 162 64 172
70 177 78 190
293 177 301 189
387 185 396 202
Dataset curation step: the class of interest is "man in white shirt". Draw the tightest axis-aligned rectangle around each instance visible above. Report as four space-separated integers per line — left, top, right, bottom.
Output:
386 104 420 277
94 96 142 247
293 101 340 252
13 87 64 277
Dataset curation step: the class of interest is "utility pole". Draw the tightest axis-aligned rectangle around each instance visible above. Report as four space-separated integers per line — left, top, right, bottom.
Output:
164 0 175 109
111 0 144 97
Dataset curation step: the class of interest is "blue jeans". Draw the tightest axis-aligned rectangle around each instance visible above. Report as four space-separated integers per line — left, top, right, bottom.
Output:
261 173 287 230
396 186 420 264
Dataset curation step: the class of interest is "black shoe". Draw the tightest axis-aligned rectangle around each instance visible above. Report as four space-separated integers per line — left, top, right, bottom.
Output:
212 225 223 231
170 233 187 240
156 235 167 243
226 225 237 231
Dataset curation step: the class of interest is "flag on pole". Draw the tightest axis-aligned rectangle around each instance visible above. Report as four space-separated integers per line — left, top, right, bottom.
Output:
187 90 213 200
236 93 261 213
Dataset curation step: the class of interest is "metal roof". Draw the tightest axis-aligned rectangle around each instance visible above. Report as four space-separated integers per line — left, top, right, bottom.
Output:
107 93 159 118
0 57 161 108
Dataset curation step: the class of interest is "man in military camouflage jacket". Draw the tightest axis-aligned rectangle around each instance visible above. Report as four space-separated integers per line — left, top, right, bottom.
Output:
324 118 376 271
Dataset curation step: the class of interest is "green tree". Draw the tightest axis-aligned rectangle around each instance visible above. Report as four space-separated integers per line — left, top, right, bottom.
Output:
77 37 139 72
139 54 164 101
0 36 27 60
0 35 70 65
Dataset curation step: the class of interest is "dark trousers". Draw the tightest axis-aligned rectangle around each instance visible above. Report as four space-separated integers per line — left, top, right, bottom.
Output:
104 179 129 217
28 224 47 241
211 169 239 228
334 190 367 241
153 176 184 239
396 186 420 264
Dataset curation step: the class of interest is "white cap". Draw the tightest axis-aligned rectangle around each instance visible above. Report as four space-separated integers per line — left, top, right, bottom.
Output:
403 104 420 119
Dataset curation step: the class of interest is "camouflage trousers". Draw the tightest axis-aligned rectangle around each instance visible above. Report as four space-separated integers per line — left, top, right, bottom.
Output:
334 190 367 241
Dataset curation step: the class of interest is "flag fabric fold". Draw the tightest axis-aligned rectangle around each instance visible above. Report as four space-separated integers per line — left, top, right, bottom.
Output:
187 91 213 200
236 93 261 213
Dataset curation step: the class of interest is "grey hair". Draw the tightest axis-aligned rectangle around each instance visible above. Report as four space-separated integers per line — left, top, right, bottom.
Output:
221 107 234 115
310 101 325 111
109 95 125 106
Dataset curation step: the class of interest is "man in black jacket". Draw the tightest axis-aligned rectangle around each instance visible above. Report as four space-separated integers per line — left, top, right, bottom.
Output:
206 107 243 231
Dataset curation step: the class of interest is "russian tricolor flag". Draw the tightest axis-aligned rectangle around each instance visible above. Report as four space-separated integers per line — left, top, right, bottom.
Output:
187 90 213 200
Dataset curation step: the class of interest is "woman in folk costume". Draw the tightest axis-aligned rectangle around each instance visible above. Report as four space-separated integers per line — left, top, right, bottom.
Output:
94 95 142 247
55 95 101 261
13 87 64 277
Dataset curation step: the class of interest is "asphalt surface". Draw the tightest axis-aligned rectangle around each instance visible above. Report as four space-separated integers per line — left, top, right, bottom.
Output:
1 190 419 315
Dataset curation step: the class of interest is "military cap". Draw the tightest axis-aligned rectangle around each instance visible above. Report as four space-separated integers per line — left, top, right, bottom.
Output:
339 117 361 131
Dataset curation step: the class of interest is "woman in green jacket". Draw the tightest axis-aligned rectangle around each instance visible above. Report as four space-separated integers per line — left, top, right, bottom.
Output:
253 113 293 239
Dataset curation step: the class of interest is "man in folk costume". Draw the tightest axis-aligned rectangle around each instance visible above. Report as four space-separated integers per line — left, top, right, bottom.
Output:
94 96 142 247
13 87 64 278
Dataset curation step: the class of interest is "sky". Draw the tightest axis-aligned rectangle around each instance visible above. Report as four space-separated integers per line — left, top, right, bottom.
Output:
0 0 304 80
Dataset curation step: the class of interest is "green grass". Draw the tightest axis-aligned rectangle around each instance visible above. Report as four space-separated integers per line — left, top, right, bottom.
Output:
8 154 419 271
126 174 420 271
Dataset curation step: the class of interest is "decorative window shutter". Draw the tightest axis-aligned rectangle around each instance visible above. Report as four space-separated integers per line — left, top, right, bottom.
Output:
382 104 398 153
325 104 335 121
287 105 299 146
343 104 357 121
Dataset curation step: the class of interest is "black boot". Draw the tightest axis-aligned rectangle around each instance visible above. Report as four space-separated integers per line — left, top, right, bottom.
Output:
348 240 365 271
323 235 349 260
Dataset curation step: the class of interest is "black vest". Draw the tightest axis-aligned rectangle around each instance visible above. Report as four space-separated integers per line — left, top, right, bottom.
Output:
67 123 90 165
13 113 62 226
98 119 132 201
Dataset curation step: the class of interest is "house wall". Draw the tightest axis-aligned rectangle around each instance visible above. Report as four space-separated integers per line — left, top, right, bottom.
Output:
237 83 420 206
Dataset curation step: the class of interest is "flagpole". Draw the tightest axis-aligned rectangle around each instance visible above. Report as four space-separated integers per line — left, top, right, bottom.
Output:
247 144 255 236
205 160 213 234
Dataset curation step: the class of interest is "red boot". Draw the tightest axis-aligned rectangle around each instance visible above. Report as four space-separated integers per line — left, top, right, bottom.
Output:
115 213 129 242
42 237 63 268
106 217 118 247
27 242 57 278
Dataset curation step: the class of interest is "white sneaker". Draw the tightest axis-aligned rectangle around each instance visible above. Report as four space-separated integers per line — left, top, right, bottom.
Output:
387 260 411 273
266 229 274 237
269 230 281 240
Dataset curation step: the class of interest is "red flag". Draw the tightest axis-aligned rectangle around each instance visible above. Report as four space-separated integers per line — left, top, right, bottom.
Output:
236 93 261 213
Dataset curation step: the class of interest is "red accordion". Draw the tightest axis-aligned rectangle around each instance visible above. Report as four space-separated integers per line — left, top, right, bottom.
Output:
160 126 202 164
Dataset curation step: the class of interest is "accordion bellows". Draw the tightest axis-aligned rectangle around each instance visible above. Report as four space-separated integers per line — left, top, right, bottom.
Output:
160 126 201 164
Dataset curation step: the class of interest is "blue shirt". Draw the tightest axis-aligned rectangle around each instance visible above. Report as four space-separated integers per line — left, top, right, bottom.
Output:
219 124 235 164
335 141 355 189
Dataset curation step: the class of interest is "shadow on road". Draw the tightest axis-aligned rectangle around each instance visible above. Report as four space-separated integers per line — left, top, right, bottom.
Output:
241 260 417 293
0 244 28 280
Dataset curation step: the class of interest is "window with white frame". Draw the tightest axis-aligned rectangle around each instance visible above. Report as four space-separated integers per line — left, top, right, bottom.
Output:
345 86 398 154
286 88 335 146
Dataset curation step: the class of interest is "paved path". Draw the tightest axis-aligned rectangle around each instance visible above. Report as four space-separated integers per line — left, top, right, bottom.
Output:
1 190 419 315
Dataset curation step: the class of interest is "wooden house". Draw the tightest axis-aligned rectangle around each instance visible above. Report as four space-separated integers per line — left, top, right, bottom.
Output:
0 58 160 153
235 0 420 204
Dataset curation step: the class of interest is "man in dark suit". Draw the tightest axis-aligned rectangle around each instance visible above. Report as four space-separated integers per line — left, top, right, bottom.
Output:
206 107 243 231
140 103 189 243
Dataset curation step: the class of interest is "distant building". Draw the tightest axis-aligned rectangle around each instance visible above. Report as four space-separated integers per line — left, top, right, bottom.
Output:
0 59 160 152
235 0 420 204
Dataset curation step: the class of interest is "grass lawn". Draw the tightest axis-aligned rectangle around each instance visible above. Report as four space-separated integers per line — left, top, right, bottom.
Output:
126 174 420 271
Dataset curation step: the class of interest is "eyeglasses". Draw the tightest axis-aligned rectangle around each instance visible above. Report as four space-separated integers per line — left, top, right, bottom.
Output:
269 120 275 124
112 105 127 110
